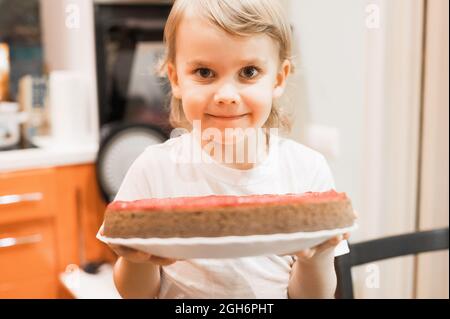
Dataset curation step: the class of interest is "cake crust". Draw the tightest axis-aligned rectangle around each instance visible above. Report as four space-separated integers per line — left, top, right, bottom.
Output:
103 190 356 238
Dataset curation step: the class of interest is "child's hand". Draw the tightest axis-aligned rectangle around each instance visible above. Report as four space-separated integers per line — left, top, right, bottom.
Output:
100 226 179 266
109 244 179 266
292 210 357 264
292 232 350 264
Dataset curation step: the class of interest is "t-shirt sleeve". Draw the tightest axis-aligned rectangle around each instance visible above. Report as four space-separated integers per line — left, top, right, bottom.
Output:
309 154 336 192
97 153 153 237
309 154 350 257
114 154 153 201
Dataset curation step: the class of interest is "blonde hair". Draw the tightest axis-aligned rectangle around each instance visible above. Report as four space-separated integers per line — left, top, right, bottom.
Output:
158 0 294 134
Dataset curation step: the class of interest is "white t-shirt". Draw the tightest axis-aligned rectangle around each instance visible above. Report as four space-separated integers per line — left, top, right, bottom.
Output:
113 131 348 299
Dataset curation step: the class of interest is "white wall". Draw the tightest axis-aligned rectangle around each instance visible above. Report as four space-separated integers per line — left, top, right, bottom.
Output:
283 0 424 298
284 0 365 233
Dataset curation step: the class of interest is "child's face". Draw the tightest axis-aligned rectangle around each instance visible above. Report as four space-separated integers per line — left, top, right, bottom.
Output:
167 14 290 139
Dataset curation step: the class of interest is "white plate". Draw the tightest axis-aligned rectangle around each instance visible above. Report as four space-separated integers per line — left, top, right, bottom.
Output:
97 224 358 259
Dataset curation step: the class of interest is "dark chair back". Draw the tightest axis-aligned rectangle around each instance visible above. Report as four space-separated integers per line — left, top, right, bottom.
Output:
335 227 449 298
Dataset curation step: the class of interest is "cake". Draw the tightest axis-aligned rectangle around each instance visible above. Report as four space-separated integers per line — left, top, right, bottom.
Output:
102 190 356 238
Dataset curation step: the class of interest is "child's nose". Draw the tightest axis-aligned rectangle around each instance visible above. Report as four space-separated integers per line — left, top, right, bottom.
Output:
214 83 241 105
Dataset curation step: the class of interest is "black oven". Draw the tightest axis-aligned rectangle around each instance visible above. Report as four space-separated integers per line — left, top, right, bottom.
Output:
94 0 173 139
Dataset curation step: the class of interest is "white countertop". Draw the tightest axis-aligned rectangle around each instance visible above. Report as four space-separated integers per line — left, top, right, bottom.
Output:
59 263 121 299
0 136 99 173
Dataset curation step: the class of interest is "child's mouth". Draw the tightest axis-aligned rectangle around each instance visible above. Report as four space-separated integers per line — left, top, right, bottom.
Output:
206 113 249 120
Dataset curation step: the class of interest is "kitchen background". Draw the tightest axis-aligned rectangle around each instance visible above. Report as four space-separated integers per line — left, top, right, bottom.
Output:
0 0 448 298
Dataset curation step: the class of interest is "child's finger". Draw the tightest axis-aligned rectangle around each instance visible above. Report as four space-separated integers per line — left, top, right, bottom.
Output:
110 244 151 260
109 244 179 265
110 244 138 255
149 255 177 266
296 248 316 259
313 235 343 252
292 232 352 259
108 244 128 255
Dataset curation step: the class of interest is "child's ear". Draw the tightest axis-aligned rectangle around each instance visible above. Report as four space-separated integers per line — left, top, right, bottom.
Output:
167 62 182 99
273 59 291 98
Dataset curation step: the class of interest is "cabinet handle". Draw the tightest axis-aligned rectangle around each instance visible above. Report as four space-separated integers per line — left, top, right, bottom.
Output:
0 234 43 248
0 192 43 205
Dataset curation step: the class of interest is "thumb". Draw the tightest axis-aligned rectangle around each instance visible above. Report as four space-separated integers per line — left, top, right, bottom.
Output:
149 255 177 266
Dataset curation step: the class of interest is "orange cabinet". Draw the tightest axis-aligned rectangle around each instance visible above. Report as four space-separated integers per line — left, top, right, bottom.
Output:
0 169 57 226
0 164 114 298
0 220 58 298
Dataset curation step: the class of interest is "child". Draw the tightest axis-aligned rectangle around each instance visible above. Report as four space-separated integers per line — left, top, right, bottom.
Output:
105 0 350 299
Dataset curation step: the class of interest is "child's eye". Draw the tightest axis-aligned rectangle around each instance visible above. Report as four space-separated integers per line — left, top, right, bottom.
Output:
195 68 214 79
240 66 260 79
